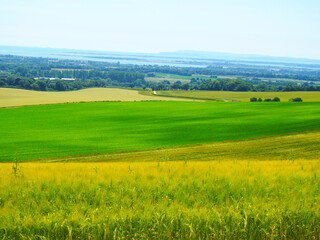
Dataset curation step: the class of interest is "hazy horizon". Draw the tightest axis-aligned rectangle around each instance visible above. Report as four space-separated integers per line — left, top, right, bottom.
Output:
1 0 319 59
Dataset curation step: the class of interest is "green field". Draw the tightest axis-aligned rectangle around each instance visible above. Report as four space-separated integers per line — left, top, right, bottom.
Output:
156 90 320 102
33 130 320 163
154 73 211 80
146 73 213 83
1 101 319 161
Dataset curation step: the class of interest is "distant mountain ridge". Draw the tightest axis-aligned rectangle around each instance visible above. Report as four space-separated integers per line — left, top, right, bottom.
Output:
1 45 320 66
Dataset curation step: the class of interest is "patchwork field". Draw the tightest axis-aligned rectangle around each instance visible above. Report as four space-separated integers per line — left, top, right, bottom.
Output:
1 95 320 239
1 101 319 161
0 87 185 108
1 159 320 239
156 90 320 102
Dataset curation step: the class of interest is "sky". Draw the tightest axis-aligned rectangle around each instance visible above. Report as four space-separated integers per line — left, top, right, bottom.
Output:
1 0 320 59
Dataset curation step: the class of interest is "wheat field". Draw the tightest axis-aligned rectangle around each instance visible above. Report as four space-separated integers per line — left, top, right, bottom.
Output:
1 159 320 239
156 90 320 102
0 87 186 108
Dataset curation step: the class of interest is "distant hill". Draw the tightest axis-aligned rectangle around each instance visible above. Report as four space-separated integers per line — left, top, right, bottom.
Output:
159 50 320 65
1 45 320 66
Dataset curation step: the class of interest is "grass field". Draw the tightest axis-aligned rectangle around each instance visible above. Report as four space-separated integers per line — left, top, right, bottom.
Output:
0 87 184 108
1 159 320 239
1 101 319 161
156 90 320 102
154 73 193 79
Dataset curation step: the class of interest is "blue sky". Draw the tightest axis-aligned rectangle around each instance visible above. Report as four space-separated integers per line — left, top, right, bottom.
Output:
1 0 320 59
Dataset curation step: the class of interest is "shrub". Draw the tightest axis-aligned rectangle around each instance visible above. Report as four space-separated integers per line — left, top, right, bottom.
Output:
250 97 257 102
264 98 272 102
272 97 280 102
289 98 303 102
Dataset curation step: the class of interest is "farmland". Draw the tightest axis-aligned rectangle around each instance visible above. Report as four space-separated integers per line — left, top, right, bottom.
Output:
0 87 185 108
155 90 320 102
1 84 320 239
2 2 320 238
1 101 319 161
1 159 320 239
34 130 320 163
1 99 320 239
146 73 212 83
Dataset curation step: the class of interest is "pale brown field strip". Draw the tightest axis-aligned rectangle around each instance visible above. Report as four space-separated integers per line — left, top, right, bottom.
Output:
157 90 320 102
22 130 320 163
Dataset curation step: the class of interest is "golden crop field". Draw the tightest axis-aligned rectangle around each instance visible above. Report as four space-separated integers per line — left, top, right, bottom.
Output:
1 159 320 239
0 88 187 108
156 90 320 102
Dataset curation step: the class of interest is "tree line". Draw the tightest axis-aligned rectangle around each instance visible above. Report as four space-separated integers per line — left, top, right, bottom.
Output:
1 55 320 92
149 79 320 92
0 72 146 91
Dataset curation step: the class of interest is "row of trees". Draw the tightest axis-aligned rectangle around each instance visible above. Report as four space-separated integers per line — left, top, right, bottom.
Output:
149 79 320 92
0 74 147 91
250 97 280 102
250 97 303 102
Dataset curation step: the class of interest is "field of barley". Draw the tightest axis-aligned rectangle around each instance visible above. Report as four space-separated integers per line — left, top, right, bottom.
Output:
1 160 320 239
0 87 185 108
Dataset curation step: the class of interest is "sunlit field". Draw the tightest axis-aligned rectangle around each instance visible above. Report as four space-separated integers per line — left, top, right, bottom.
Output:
0 87 184 108
156 90 320 102
1 160 319 239
34 130 320 163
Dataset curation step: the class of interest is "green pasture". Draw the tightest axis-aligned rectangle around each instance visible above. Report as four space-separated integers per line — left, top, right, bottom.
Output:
1 101 320 161
154 73 192 79
154 73 212 80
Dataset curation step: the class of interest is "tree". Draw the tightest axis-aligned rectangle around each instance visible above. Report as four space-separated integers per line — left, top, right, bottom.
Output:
30 82 39 90
55 80 67 91
181 83 190 90
171 81 182 89
36 80 47 91
147 73 155 77
289 98 303 102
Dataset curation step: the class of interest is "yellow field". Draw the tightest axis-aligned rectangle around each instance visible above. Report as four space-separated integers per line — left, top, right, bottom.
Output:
157 90 320 102
0 88 186 108
1 159 319 239
30 130 319 163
